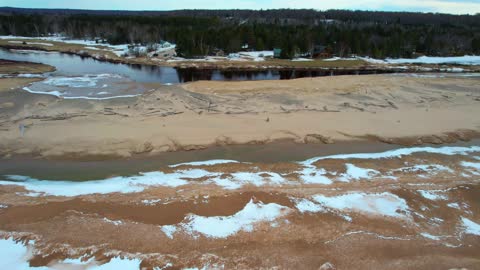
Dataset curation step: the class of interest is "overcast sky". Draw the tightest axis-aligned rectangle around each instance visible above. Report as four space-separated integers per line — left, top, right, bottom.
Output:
2 0 480 14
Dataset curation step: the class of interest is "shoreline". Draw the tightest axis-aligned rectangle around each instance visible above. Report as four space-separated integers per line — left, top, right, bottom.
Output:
1 73 480 162
1 43 479 73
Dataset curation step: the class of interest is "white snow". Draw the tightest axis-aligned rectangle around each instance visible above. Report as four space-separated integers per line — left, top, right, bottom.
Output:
181 199 290 238
17 74 45 78
301 145 480 166
85 46 102 50
418 190 449 201
142 199 163 205
447 202 461 210
0 35 176 58
298 166 333 185
338 164 380 182
0 170 212 197
393 164 454 175
44 77 96 88
311 192 409 218
161 225 177 239
209 171 286 190
103 218 123 226
0 238 45 270
420 232 442 240
0 238 142 270
41 74 121 88
323 57 358 61
461 161 480 175
169 159 239 167
461 217 480 236
23 86 140 100
360 55 480 65
461 161 480 176
292 58 313 62
294 198 325 213
385 55 480 65
225 51 274 61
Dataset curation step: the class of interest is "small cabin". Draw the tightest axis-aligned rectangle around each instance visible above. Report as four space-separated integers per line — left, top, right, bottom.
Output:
313 45 332 59
273 48 282 58
212 48 225 57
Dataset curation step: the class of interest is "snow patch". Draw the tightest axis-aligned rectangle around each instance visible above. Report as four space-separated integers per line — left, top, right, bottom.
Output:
103 218 123 226
294 198 325 213
301 145 480 166
338 164 380 181
0 238 142 269
181 199 290 238
420 232 442 240
418 190 449 201
0 170 210 197
360 55 480 65
161 225 177 239
461 217 480 236
170 159 239 168
23 86 139 100
394 164 453 175
298 166 333 185
312 192 409 218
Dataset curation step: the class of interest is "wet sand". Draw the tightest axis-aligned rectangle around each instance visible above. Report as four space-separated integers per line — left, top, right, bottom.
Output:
1 145 479 269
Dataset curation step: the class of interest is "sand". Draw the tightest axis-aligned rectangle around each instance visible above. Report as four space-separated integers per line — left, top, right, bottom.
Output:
1 146 479 269
0 74 479 159
1 60 480 269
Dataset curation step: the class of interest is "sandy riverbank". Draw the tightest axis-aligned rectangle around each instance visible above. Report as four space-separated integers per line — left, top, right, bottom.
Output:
1 73 480 160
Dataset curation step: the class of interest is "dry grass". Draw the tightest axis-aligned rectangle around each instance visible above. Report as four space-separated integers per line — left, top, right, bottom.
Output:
0 38 119 59
0 59 55 74
0 38 369 69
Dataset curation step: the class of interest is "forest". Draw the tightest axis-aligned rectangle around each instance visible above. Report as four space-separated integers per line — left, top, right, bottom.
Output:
0 7 479 58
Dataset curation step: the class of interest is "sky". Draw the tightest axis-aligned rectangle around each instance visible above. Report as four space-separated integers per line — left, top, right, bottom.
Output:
1 0 480 15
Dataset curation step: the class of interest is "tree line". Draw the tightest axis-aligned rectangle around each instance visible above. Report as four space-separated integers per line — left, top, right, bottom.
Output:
0 8 479 58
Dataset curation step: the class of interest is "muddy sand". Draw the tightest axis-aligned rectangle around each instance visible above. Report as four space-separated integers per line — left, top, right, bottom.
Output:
0 74 480 159
1 144 480 269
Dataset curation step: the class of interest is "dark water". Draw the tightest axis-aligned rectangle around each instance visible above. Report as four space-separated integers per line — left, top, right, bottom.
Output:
0 140 401 181
1 139 479 181
0 49 392 84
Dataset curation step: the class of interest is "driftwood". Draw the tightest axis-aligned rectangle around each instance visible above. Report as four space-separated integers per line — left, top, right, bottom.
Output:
342 102 365 112
40 114 88 121
142 111 184 117
103 108 129 117
15 113 88 122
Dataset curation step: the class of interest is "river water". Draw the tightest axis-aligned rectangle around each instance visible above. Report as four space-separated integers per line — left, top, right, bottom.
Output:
0 48 394 99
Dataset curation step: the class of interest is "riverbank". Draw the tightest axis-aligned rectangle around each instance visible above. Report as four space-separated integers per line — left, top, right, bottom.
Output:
2 37 480 73
1 73 480 160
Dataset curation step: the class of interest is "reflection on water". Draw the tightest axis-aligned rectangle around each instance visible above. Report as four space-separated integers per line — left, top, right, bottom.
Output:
0 49 393 84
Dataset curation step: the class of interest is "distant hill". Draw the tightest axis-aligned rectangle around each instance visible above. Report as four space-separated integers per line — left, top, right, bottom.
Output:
1 6 478 25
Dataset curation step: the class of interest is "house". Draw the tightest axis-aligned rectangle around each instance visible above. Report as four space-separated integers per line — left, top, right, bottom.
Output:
273 48 282 58
212 48 225 57
312 45 332 59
